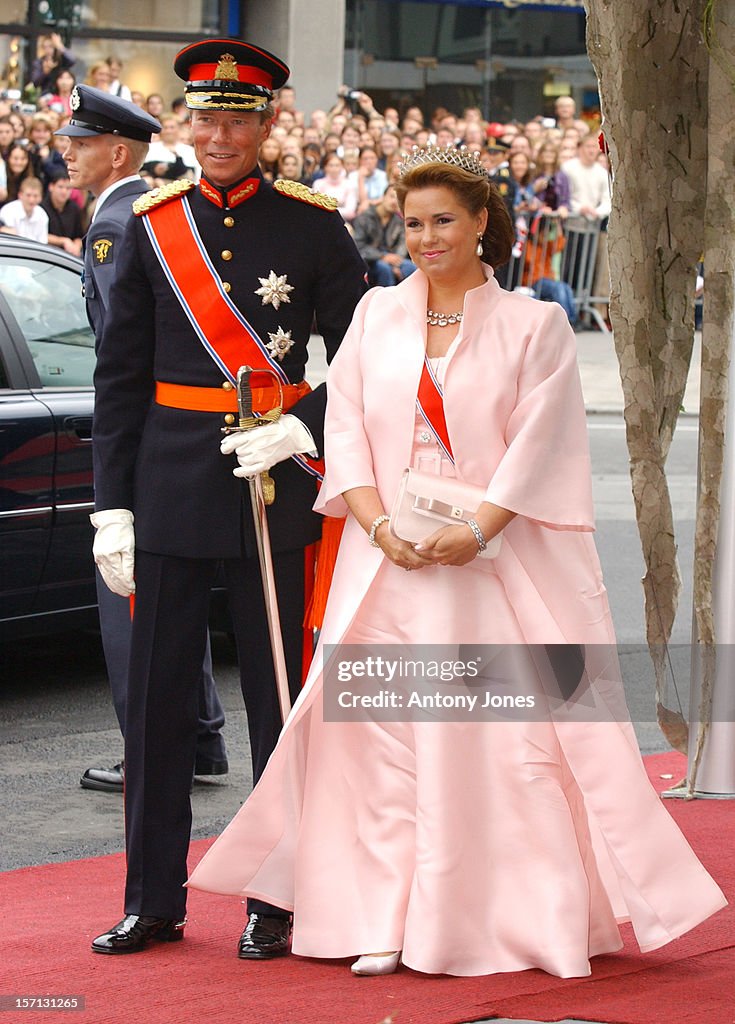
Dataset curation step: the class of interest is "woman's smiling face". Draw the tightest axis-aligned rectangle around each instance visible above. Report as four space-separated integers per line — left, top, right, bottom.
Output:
403 185 487 283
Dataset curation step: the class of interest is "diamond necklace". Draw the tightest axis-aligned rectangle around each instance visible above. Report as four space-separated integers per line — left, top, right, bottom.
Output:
426 308 463 327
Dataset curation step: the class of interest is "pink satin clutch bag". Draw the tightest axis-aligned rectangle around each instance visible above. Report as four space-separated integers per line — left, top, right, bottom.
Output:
389 468 502 559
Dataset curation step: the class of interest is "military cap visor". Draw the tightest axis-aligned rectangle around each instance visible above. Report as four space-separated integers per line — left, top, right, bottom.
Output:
174 39 289 112
55 85 161 142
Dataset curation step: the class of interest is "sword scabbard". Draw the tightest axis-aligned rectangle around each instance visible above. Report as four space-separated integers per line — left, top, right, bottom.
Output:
227 365 291 723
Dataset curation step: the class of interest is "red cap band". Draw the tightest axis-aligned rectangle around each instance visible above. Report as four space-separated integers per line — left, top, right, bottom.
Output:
188 63 273 88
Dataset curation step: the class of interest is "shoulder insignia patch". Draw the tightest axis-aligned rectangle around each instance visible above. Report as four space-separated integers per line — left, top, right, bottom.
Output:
133 178 195 216
272 178 338 211
91 237 113 264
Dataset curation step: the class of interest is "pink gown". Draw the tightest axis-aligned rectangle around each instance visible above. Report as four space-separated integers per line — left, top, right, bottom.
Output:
187 269 726 977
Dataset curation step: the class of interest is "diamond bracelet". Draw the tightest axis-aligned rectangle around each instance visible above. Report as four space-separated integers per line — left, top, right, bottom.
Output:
466 518 488 552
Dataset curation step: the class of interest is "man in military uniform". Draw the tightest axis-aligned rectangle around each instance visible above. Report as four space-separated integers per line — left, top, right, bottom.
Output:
55 86 229 796
89 41 366 956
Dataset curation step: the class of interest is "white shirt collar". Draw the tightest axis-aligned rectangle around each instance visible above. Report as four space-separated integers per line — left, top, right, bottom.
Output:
92 175 143 223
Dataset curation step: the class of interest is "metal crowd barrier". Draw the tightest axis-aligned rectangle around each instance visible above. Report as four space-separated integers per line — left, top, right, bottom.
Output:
502 213 610 333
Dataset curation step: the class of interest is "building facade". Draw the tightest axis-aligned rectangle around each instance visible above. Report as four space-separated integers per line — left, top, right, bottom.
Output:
0 0 595 122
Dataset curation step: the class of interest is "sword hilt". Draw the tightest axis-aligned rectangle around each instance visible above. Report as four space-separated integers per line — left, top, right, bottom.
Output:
223 365 284 505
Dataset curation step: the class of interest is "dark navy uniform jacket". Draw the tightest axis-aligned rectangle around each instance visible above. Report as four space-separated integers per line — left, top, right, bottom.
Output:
93 169 367 558
84 178 149 341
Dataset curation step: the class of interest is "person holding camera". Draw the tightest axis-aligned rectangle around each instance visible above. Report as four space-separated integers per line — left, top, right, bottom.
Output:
30 33 76 95
330 85 379 126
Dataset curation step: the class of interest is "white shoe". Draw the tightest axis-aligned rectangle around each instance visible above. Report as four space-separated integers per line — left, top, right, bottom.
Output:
350 951 400 976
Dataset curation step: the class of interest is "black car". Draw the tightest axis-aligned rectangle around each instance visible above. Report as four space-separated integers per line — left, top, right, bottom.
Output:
0 236 97 640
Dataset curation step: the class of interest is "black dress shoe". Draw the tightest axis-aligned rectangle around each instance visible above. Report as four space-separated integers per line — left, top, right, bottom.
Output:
237 914 291 959
194 755 229 777
91 915 186 954
80 762 124 792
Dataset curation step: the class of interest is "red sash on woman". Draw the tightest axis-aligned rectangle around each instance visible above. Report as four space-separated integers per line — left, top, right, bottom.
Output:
416 355 454 463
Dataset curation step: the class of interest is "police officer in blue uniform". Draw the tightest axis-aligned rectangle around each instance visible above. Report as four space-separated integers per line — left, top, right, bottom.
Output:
90 41 366 956
55 86 229 794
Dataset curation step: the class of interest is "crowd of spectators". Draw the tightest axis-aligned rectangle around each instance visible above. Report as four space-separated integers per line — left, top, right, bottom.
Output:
0 34 611 314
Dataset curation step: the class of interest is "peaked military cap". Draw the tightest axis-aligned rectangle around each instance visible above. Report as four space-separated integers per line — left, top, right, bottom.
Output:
55 85 161 142
173 38 289 113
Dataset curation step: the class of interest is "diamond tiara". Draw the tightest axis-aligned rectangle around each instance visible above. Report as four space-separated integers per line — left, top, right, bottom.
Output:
397 144 488 180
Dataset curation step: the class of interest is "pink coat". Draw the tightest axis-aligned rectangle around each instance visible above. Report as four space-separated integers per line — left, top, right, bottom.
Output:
316 265 603 647
188 269 725 958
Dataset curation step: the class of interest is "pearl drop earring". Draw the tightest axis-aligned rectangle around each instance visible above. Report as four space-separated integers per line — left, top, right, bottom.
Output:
476 232 483 257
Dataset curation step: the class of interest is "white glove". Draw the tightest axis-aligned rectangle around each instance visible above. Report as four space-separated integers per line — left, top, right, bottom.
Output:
220 415 316 477
90 509 135 597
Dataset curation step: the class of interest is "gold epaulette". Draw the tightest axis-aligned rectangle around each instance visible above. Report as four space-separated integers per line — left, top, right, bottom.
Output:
133 178 195 216
272 178 338 211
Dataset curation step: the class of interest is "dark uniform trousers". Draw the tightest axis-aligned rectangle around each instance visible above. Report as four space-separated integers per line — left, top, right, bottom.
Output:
123 546 304 920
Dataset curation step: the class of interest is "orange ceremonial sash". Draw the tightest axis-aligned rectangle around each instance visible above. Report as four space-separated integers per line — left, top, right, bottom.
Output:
141 194 289 387
416 355 454 463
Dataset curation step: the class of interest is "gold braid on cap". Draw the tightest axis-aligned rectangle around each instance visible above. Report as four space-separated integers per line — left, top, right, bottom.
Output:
186 93 267 110
397 144 488 179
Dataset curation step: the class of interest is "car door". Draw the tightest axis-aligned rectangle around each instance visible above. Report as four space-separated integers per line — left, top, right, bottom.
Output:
0 289 56 623
0 244 97 633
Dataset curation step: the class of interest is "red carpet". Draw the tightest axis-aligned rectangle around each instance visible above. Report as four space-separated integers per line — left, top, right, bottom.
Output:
2 753 733 1024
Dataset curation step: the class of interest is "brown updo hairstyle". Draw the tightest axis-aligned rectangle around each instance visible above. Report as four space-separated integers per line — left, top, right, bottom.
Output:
394 162 514 269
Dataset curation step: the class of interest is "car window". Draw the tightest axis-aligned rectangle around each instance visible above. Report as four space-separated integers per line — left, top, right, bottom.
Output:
0 256 95 387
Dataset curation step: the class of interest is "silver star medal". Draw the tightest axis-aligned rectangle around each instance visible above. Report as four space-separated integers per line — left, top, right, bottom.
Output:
255 270 293 310
266 327 294 361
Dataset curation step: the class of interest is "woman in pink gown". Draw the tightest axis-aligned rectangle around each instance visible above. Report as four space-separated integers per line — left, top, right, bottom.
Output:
188 147 725 977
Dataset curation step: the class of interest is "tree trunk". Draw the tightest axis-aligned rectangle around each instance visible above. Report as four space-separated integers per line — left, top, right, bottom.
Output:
689 1 735 791
584 0 708 751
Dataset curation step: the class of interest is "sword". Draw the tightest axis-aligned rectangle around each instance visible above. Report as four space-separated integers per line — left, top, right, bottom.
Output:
223 365 291 723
